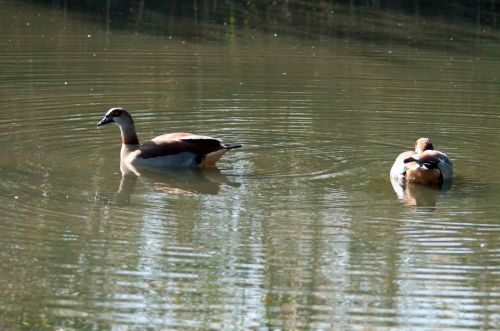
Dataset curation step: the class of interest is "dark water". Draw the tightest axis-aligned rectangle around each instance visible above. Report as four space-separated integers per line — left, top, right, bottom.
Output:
1 1 499 330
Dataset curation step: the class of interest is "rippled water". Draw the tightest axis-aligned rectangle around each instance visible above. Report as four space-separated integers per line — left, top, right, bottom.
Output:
1 1 499 330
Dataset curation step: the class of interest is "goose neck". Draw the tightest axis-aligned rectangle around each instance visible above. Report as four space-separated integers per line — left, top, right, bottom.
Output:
119 124 140 145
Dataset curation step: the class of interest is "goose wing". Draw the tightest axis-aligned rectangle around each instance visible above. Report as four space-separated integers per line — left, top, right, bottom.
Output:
138 133 225 159
404 150 454 180
404 150 452 166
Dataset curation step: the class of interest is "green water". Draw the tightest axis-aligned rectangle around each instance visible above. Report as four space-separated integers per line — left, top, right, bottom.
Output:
0 1 499 330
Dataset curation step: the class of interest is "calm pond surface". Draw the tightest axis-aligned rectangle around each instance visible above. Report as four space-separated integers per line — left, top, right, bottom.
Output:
1 1 500 330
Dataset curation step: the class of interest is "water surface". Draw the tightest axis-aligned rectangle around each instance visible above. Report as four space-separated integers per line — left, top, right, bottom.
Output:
1 1 499 330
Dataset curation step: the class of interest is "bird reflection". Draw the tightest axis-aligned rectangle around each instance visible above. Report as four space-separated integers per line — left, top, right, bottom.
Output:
114 165 240 206
390 177 452 208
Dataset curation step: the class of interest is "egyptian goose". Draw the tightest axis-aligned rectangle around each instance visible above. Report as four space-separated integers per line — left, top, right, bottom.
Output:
390 137 453 185
97 107 241 169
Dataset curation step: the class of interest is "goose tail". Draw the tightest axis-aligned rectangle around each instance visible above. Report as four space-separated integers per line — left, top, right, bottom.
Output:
224 143 242 150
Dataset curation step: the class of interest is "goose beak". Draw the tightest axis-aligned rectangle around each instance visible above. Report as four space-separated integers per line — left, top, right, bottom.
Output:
97 115 113 126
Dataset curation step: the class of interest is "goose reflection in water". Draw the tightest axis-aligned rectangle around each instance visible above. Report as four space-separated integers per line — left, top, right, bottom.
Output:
115 166 240 206
390 176 452 207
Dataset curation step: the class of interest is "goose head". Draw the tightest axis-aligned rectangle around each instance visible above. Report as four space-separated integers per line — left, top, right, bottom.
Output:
97 107 134 128
414 137 434 153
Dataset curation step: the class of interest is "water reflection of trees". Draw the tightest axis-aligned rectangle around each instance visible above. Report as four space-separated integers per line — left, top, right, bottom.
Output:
34 0 500 38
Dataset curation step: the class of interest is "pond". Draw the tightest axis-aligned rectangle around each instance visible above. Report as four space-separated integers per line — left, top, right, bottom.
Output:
0 1 499 330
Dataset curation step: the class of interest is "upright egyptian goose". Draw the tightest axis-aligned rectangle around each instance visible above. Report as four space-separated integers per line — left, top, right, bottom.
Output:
97 107 241 169
390 137 453 185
